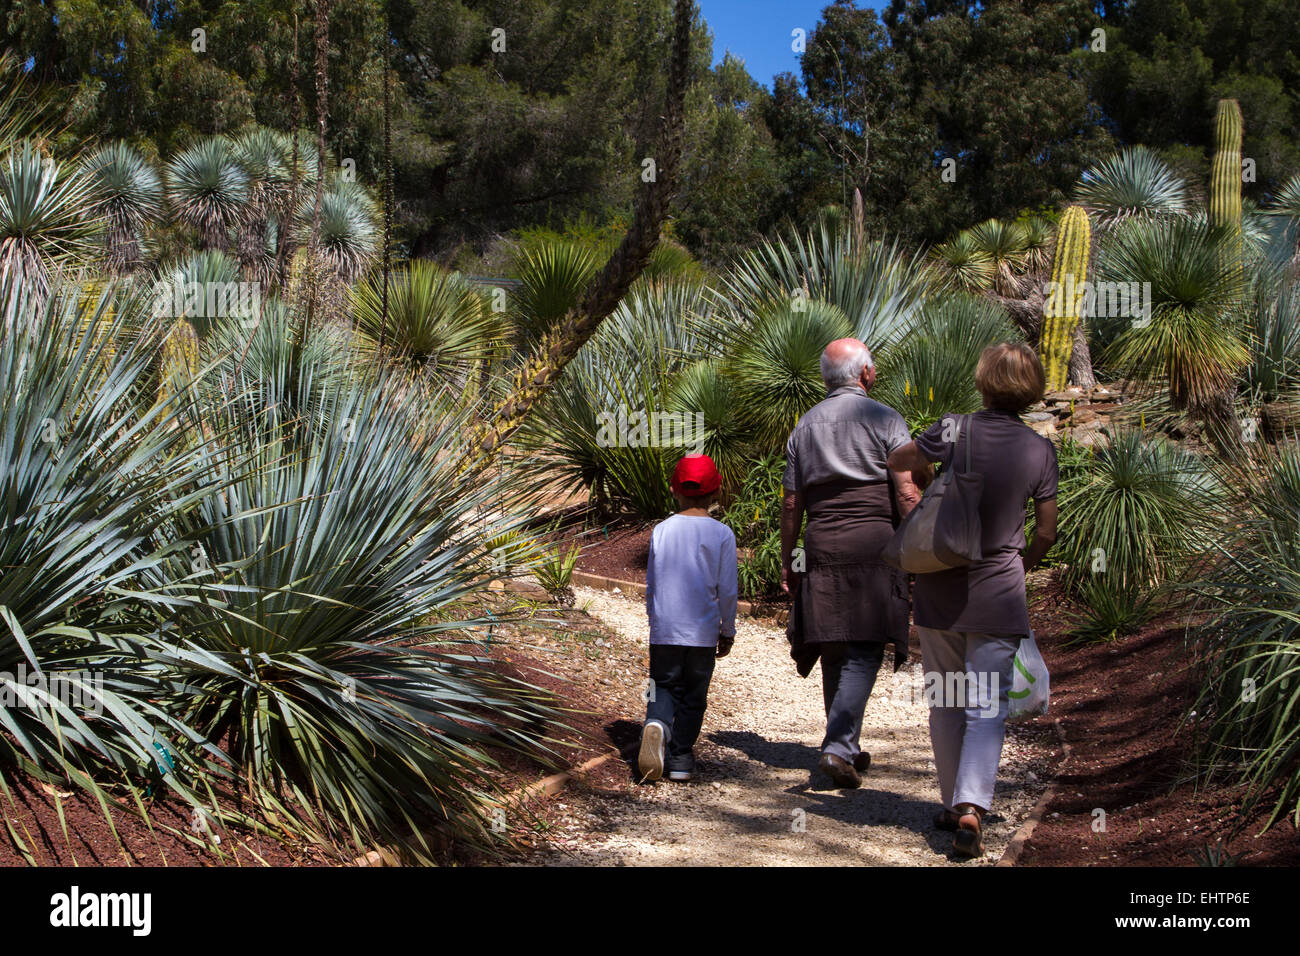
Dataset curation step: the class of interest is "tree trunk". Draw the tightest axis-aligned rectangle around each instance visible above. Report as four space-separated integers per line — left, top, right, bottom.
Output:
304 0 331 331
461 0 694 468
1067 321 1095 388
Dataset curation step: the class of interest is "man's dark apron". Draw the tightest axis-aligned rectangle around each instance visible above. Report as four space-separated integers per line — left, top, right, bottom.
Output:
788 479 910 669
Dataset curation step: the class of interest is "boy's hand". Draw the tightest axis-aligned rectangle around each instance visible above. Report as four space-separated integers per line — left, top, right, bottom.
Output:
716 635 734 658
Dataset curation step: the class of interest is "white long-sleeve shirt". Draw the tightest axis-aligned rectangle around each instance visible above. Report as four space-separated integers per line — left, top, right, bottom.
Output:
645 513 738 647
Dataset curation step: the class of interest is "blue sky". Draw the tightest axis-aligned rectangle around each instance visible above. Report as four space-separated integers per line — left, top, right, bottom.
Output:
697 1 885 88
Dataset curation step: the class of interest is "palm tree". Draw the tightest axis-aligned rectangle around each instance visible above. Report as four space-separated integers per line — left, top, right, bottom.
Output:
165 137 250 251
1076 146 1191 228
84 142 164 274
0 140 98 302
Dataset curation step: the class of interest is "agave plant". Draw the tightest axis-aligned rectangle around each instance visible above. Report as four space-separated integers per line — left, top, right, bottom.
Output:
1075 146 1191 228
84 142 164 274
1098 217 1250 413
352 261 505 381
874 292 1022 433
0 272 224 825
154 366 560 859
0 140 99 300
165 137 250 251
928 231 994 293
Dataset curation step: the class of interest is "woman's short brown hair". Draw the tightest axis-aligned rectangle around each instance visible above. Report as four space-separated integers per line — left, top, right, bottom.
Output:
975 342 1046 413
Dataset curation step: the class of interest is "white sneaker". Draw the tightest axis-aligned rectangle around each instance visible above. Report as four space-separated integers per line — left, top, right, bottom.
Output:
638 721 666 782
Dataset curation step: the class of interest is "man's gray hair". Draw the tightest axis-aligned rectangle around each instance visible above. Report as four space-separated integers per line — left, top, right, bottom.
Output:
820 342 874 388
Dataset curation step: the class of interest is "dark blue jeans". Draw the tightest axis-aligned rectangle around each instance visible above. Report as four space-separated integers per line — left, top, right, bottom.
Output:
819 641 885 762
645 644 716 770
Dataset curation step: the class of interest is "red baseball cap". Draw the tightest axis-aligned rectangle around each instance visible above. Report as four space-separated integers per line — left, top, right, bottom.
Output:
671 454 721 496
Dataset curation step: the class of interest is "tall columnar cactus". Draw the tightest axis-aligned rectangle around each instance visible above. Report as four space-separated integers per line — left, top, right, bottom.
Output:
1210 98 1243 231
1041 205 1091 392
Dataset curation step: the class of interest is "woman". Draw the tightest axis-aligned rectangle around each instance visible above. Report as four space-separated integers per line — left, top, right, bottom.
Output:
886 342 1058 857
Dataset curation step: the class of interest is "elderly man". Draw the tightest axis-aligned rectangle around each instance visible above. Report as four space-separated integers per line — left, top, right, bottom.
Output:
781 338 920 789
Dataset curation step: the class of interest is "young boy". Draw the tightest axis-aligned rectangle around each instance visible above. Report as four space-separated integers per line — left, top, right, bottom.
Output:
638 453 738 783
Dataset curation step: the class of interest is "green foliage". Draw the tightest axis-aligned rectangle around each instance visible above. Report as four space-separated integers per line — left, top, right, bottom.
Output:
0 139 99 290
351 261 504 379
166 138 249 250
728 299 853 451
84 142 164 273
1189 444 1300 829
874 292 1021 433
1056 430 1215 595
928 231 994 293
721 455 788 599
1075 147 1191 228
1097 217 1251 411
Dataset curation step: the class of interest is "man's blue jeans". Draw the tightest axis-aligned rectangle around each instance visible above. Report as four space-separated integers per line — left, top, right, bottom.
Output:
645 644 716 771
819 641 885 762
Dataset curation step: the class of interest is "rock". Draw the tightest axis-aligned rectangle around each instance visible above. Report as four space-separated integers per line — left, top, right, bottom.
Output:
1022 411 1054 423
503 578 549 599
1027 418 1058 439
1044 388 1086 403
1069 408 1100 425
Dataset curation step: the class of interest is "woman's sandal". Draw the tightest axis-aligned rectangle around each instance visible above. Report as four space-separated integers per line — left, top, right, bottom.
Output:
934 809 960 831
952 803 985 857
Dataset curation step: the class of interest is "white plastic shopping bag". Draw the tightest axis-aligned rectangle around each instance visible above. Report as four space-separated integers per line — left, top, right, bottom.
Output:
1008 632 1049 719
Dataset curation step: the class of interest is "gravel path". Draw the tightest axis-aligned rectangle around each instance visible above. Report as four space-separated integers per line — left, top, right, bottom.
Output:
530 586 1051 866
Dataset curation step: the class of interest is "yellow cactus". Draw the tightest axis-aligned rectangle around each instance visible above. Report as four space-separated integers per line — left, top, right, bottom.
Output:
1040 206 1091 392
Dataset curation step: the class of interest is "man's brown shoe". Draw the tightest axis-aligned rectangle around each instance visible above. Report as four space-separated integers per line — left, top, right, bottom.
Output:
819 753 861 789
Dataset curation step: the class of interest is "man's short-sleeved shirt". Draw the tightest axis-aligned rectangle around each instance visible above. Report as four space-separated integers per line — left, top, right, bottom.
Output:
783 386 913 491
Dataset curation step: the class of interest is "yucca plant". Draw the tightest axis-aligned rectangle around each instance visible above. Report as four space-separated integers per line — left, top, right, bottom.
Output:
510 239 602 346
151 249 244 338
1098 217 1250 415
928 231 994 293
165 137 250 251
229 127 304 285
728 298 854 451
84 142 164 274
0 273 227 829
1189 443 1300 829
352 261 505 381
721 219 928 353
292 178 377 286
1018 216 1056 275
874 292 1021 433
965 218 1029 296
1075 146 1191 228
0 140 99 300
666 357 747 488
1056 429 1215 595
154 363 562 861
